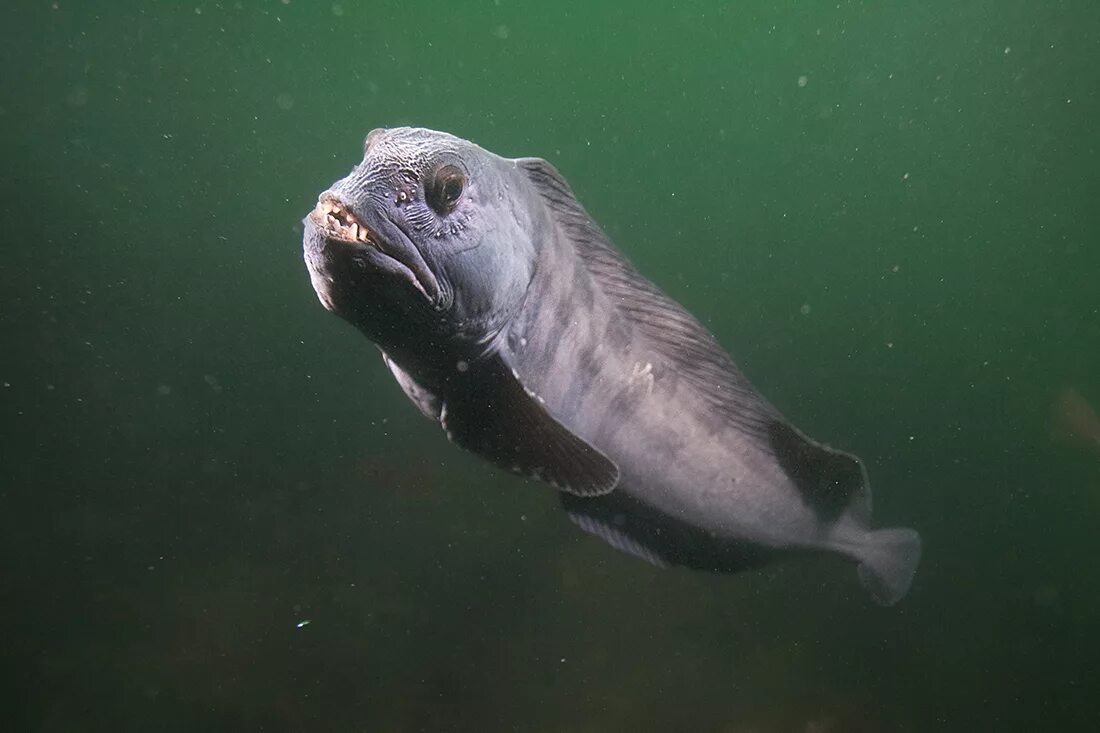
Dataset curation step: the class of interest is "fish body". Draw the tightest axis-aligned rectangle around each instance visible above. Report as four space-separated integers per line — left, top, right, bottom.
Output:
303 127 921 605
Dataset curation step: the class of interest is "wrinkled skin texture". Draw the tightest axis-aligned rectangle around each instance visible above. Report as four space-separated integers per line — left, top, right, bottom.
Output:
303 127 921 605
304 128 538 366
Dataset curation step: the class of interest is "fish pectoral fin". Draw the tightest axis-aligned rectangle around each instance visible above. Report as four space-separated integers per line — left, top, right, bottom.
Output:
439 355 619 497
382 351 442 421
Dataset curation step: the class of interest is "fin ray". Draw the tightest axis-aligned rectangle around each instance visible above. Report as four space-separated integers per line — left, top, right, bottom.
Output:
855 528 922 606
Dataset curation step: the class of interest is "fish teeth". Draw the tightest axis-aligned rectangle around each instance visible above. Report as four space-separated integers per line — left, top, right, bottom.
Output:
315 197 377 245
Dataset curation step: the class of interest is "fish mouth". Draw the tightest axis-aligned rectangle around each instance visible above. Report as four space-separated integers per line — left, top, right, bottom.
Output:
310 194 378 246
305 193 443 307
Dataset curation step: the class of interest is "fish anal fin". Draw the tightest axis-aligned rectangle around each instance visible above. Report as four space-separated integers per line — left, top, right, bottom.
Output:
560 492 772 574
563 501 670 568
441 355 619 497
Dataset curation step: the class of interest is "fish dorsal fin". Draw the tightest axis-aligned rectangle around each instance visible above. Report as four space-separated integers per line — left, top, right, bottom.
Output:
440 353 619 497
517 157 875 524
767 421 871 523
515 156 779 438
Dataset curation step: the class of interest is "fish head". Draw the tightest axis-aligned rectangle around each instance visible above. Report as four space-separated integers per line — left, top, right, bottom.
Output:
303 127 539 353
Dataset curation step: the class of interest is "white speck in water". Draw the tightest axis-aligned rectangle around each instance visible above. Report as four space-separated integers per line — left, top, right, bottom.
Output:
203 374 223 393
892 264 900 273
296 620 311 628
800 303 811 315
902 172 910 180
331 3 344 16
1004 46 1011 54
456 360 469 373
494 24 510 40
276 92 295 110
156 384 172 397
797 75 808 88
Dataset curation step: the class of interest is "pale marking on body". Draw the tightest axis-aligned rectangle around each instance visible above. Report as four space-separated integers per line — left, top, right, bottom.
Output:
628 361 655 394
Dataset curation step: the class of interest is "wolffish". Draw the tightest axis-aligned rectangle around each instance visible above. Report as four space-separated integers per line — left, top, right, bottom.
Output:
302 127 921 605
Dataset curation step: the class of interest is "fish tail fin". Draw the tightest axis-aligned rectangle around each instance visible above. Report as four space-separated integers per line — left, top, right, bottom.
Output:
855 527 922 606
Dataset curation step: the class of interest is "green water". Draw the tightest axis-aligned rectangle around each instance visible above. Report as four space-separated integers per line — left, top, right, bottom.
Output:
2 1 1098 730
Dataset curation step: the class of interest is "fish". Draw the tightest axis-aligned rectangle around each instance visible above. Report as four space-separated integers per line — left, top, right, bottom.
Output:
302 127 922 605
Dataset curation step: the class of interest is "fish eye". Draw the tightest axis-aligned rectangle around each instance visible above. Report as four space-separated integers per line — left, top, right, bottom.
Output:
427 165 465 215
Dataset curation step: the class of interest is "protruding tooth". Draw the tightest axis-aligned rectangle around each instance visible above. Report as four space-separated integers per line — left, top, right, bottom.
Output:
350 223 360 239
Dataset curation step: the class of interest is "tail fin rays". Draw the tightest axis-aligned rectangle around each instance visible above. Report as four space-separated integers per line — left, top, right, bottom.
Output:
855 528 922 606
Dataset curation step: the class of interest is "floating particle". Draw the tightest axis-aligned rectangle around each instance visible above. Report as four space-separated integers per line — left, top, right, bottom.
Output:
156 384 172 397
276 92 295 110
797 75 808 88
296 619 312 628
494 24 510 40
331 3 344 16
800 303 811 315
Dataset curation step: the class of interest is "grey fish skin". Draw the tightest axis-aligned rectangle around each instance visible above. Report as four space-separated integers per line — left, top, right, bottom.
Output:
303 127 922 605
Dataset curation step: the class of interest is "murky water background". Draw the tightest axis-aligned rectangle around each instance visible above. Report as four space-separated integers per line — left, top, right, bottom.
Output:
2 1 1098 730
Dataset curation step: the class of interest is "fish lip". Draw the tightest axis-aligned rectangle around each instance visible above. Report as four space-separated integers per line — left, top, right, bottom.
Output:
307 194 442 305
